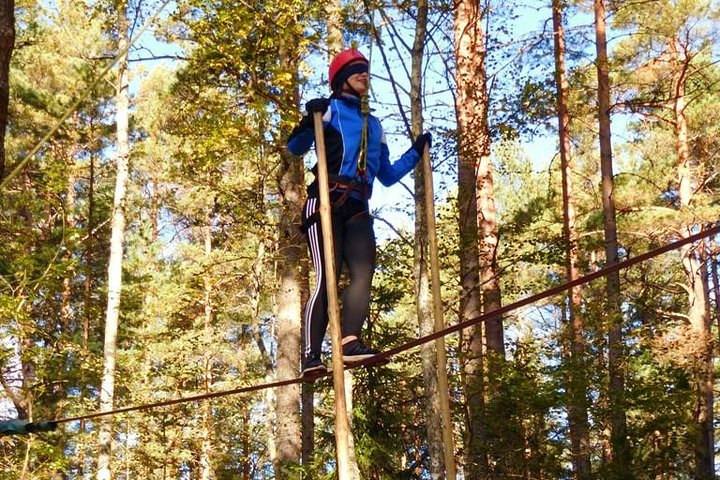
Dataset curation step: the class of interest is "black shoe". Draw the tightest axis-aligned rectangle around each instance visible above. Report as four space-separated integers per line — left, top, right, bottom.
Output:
301 353 327 377
342 340 380 363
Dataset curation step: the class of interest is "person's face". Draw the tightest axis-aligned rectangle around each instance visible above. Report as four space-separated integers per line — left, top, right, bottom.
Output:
342 62 369 95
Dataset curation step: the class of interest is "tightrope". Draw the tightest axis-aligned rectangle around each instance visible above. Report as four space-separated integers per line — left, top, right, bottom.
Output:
39 221 719 426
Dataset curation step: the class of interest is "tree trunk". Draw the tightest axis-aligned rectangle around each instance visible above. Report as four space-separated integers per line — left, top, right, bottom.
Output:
411 0 448 477
274 45 312 480
325 0 343 57
594 1 631 477
200 219 216 480
300 266 313 478
552 2 591 478
243 408 251 479
84 151 95 351
342 372 361 479
97 2 130 478
79 150 95 477
669 36 714 480
275 43 304 478
274 207 303 477
453 0 488 477
477 160 503 360
149 178 160 242
0 0 14 179
61 160 78 332
712 240 719 346
472 11 504 367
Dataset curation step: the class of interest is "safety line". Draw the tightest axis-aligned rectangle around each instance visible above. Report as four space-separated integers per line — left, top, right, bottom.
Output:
383 222 720 358
0 0 174 191
56 376 305 425
42 221 719 427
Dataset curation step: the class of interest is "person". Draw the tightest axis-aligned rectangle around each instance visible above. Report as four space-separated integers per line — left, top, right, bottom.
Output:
286 48 431 376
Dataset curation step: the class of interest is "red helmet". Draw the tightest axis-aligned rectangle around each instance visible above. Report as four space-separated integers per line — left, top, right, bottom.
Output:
329 49 368 90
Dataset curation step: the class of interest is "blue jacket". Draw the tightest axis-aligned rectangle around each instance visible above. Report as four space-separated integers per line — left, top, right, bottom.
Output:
286 95 420 199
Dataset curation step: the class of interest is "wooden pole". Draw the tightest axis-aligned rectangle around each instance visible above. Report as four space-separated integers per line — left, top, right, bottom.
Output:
313 111 353 479
422 144 457 478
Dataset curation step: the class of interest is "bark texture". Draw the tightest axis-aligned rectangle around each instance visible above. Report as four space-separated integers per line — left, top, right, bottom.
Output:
411 0 451 476
0 0 15 179
552 2 591 478
454 0 502 476
275 44 304 479
668 36 714 480
594 1 631 476
97 3 130 478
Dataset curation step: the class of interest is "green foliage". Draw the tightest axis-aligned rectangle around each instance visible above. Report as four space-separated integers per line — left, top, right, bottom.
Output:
3 0 720 479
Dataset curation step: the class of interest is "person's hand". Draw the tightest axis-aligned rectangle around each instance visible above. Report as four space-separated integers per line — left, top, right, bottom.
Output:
412 133 432 154
305 98 330 114
291 99 329 136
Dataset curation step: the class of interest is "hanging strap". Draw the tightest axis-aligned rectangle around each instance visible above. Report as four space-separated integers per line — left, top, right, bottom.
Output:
351 38 371 196
358 94 370 174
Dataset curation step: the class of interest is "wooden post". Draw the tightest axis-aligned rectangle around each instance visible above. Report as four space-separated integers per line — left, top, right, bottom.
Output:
313 111 353 479
422 144 457 478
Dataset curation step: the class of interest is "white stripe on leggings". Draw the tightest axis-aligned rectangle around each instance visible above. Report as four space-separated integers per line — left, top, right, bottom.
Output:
304 197 323 356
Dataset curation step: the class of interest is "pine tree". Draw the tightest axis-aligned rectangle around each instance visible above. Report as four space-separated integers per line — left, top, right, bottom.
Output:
96 0 131 475
274 51 304 480
406 0 454 476
552 1 591 477
453 0 486 475
593 1 632 476
0 0 13 178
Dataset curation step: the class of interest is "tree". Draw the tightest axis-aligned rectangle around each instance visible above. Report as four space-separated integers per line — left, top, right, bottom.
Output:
409 0 453 476
552 1 591 477
0 0 115 476
453 0 486 475
607 0 720 476
593 1 631 476
274 36 304 480
668 35 714 477
199 210 217 480
97 1 131 477
163 1 329 476
0 0 13 179
8 1 720 477
453 0 507 475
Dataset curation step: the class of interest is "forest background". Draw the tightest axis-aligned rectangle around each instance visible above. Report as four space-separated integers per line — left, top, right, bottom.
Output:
0 0 719 479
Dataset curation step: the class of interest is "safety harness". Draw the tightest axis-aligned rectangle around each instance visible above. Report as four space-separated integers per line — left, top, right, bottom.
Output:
301 94 371 234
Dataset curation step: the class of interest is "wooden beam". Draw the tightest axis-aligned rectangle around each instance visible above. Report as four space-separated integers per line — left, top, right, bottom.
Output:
313 111 353 479
422 144 456 479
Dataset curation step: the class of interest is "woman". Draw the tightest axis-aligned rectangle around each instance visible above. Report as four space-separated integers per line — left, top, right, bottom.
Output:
286 48 431 376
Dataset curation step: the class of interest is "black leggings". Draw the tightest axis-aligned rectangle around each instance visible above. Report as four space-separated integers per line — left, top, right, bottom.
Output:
303 195 376 357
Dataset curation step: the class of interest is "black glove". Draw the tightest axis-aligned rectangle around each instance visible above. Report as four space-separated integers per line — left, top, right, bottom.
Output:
289 98 329 138
411 133 432 155
305 98 330 114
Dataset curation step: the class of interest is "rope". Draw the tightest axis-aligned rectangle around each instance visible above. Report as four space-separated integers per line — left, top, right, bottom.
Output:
25 221 716 429
383 222 720 358
357 94 370 174
350 35 372 178
0 0 174 191
56 376 303 425
4 0 715 438
359 6 376 175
